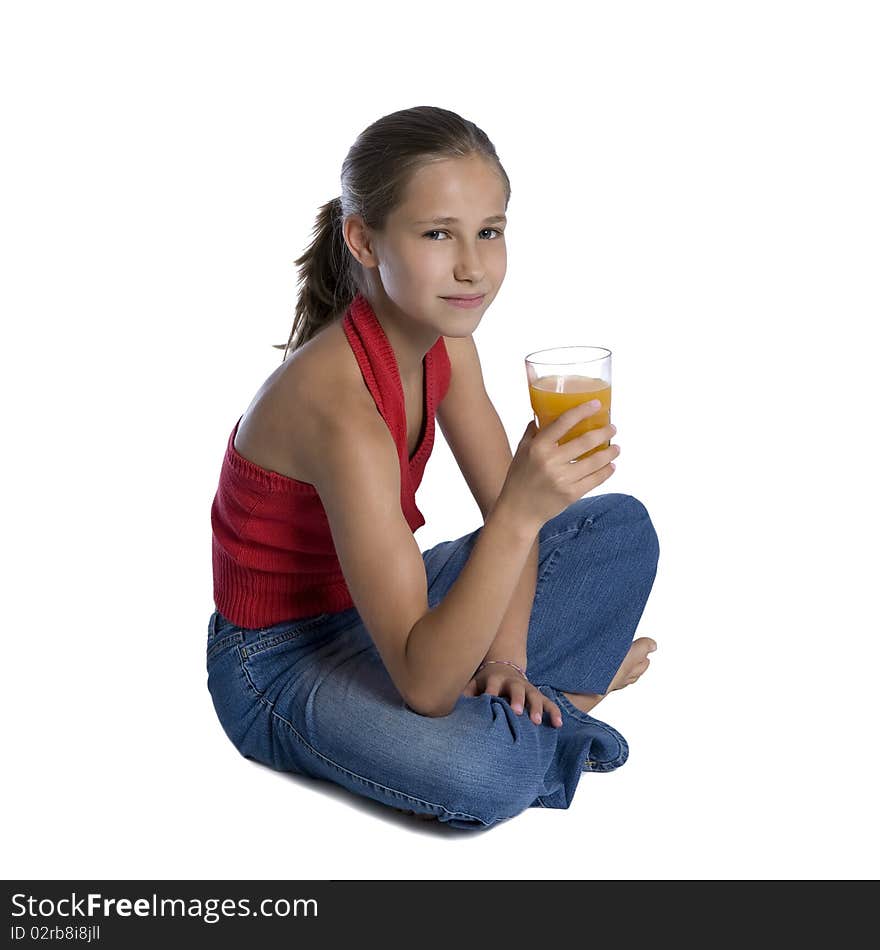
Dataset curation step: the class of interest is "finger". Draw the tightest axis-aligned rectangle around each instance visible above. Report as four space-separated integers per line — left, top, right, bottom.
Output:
565 424 618 462
509 682 528 715
526 686 547 725
462 679 478 697
520 419 538 442
540 399 605 443
482 674 502 698
529 687 564 728
572 454 617 489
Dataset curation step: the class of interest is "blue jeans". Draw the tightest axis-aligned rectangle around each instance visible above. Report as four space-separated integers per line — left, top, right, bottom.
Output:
206 493 660 830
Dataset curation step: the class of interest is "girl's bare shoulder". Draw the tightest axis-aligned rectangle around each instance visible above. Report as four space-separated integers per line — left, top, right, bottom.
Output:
232 320 372 484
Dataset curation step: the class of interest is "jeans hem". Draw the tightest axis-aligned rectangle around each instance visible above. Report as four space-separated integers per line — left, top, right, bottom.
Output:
551 688 630 772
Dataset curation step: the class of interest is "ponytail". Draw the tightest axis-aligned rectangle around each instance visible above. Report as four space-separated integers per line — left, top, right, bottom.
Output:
273 196 359 361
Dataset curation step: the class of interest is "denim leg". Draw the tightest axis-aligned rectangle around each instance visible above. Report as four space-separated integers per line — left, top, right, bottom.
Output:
525 492 661 695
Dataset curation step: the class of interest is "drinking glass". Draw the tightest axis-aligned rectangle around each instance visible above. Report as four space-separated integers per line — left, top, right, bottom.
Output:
525 346 612 461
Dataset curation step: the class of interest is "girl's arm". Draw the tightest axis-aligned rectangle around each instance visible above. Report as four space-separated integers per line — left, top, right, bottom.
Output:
404 501 537 715
436 334 537 672
310 396 538 718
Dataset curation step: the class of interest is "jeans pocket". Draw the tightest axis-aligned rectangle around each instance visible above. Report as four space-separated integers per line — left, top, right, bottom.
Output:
206 630 244 665
237 613 347 700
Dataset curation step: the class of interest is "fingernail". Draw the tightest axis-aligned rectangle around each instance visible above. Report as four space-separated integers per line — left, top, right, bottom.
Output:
588 399 601 408
513 704 522 713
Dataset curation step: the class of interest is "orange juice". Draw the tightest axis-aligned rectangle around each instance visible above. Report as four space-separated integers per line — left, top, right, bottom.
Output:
528 374 611 460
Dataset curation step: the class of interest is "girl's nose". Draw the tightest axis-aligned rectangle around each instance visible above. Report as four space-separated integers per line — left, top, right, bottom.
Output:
454 247 485 282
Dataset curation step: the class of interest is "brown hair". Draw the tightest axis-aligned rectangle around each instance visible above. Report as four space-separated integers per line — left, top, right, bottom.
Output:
272 106 511 360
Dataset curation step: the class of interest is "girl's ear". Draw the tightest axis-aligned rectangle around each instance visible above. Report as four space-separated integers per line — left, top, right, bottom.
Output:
343 214 379 268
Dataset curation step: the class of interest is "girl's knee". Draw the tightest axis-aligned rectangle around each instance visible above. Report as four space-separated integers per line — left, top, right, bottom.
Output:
585 492 659 563
544 492 651 534
619 493 659 558
435 759 542 825
588 491 651 524
427 700 550 822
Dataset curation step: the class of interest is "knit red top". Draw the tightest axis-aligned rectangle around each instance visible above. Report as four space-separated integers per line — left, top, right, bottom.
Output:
210 292 452 629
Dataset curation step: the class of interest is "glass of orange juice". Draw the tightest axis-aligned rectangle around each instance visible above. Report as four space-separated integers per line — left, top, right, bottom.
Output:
525 346 612 461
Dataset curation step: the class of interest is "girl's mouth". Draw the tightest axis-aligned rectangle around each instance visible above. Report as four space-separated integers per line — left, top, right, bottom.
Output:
441 295 485 309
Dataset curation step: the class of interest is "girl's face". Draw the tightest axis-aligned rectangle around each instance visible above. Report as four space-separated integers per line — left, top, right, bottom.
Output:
356 154 508 337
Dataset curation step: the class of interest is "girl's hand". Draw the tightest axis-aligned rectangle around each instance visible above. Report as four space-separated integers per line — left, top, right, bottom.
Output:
498 402 619 532
462 665 564 728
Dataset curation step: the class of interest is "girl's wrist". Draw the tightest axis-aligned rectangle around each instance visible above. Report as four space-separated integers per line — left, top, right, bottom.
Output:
476 658 528 680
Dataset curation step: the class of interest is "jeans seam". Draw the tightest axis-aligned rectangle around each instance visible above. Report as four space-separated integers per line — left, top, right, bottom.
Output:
532 516 593 608
540 524 583 547
240 623 327 658
532 546 565 610
236 653 490 825
540 509 594 547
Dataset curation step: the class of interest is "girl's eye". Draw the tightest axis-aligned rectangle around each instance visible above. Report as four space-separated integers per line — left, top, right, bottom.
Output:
423 228 504 241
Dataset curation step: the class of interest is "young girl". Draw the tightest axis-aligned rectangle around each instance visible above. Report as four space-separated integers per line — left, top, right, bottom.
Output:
207 105 660 830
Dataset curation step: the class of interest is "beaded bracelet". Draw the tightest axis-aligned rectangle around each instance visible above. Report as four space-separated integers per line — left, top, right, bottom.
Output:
475 659 528 680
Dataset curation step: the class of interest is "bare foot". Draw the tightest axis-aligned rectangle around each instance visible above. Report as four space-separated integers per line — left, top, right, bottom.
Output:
561 637 657 715
605 636 658 692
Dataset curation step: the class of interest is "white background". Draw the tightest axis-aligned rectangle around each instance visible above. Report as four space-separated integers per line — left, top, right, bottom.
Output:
3 0 878 880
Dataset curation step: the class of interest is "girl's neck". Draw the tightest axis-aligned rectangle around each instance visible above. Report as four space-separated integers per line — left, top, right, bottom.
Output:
362 291 439 385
